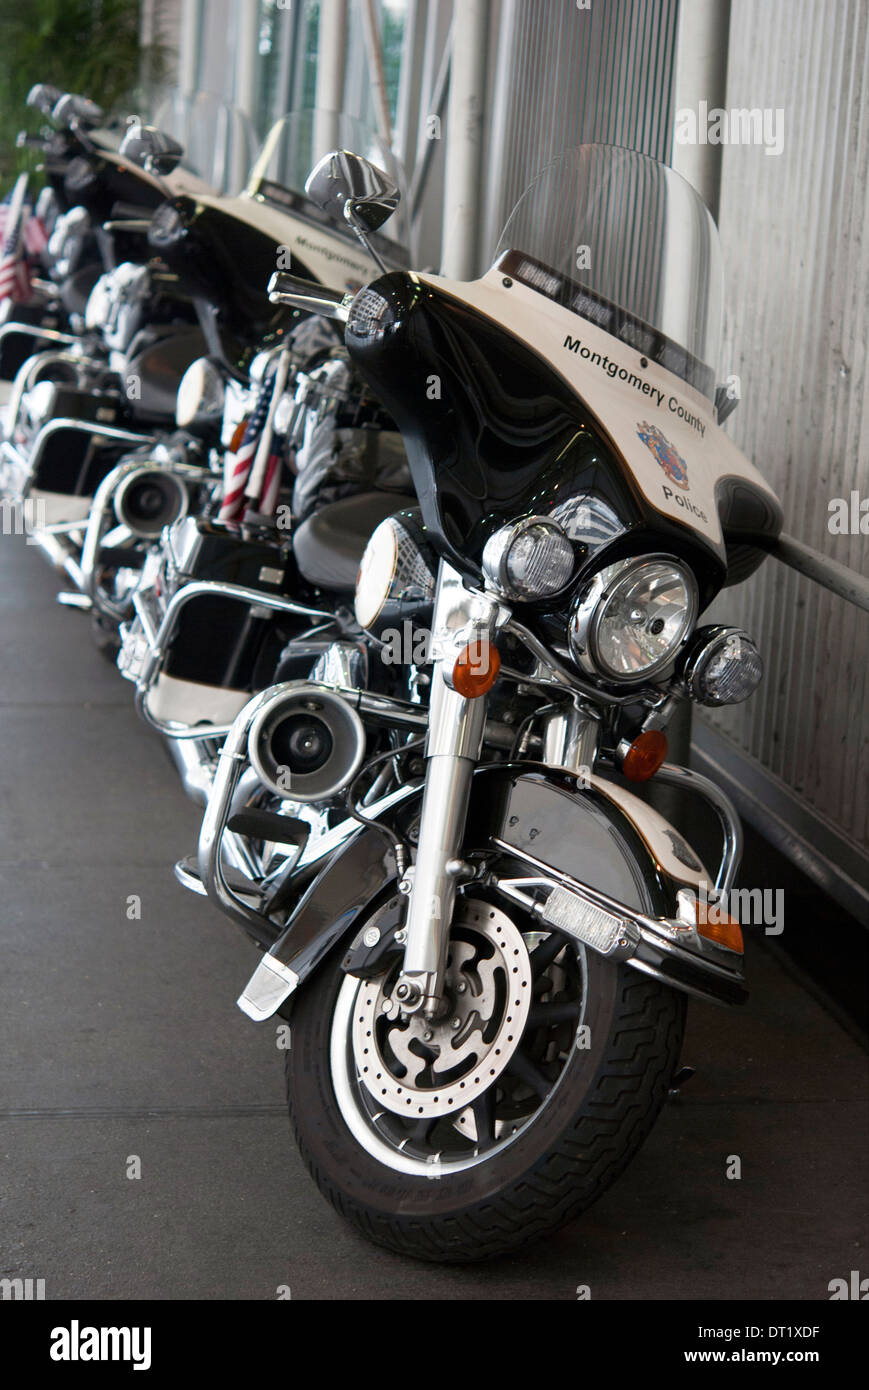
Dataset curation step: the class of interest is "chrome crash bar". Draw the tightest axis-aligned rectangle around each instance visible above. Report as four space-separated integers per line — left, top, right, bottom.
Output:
133 583 337 738
490 848 746 1009
80 456 215 613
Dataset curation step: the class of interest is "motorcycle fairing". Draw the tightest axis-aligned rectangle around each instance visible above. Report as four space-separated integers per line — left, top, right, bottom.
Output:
234 764 739 1022
193 192 384 291
417 268 782 559
345 272 730 605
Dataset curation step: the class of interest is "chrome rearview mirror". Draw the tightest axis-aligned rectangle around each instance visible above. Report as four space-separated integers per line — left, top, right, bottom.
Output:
119 121 184 176
305 149 399 273
51 93 105 130
26 83 63 117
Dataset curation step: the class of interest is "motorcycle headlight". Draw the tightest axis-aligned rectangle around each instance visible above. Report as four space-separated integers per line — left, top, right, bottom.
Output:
176 357 225 430
482 516 575 600
355 512 436 636
680 626 763 705
569 555 697 683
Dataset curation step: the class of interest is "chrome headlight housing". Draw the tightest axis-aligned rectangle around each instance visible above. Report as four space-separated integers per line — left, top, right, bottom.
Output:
148 201 187 251
176 357 225 430
355 512 437 637
680 626 763 705
569 555 698 684
482 516 575 600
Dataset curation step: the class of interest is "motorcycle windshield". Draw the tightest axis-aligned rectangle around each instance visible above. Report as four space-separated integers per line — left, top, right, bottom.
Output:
493 144 723 400
246 108 409 266
152 91 258 194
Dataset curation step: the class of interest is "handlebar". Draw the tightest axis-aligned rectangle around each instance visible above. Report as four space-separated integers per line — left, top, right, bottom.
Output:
267 271 353 322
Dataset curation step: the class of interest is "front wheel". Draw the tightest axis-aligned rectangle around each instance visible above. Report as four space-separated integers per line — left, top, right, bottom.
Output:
285 893 685 1262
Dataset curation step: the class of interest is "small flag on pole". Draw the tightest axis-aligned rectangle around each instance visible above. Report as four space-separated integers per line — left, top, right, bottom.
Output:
218 376 274 522
0 175 35 305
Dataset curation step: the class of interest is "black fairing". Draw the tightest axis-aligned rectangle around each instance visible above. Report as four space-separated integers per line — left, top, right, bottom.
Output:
62 151 167 224
147 197 304 373
344 273 727 607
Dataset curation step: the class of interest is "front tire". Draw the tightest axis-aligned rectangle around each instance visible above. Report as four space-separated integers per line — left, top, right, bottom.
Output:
285 895 685 1262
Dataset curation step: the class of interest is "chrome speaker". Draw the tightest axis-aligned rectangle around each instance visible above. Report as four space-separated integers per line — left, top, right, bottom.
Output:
247 683 366 803
114 467 188 538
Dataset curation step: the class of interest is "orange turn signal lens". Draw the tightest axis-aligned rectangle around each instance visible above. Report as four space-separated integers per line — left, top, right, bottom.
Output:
229 417 249 453
451 639 500 698
696 904 744 954
621 729 668 782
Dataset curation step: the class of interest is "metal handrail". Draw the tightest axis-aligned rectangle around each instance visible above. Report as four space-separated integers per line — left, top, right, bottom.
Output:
765 531 869 613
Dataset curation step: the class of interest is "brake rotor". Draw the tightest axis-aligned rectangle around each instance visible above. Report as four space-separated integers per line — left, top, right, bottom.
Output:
350 900 533 1119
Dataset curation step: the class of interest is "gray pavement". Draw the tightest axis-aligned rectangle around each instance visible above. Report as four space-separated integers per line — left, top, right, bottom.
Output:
1 531 867 1300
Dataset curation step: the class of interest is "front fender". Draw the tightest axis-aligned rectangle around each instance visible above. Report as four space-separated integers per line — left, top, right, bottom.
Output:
237 764 741 1021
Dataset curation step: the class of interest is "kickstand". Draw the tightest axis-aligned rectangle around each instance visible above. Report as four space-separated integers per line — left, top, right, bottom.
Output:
668 1065 696 1098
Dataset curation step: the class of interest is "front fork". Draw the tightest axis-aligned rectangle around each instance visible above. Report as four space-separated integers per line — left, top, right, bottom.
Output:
393 562 505 1020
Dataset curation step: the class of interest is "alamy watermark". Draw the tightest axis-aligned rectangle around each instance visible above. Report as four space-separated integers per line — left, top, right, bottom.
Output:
674 102 785 157
828 491 868 534
1 1276 45 1300
1 495 46 542
697 880 784 935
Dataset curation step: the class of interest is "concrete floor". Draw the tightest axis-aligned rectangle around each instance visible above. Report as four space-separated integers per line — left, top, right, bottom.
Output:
0 530 867 1300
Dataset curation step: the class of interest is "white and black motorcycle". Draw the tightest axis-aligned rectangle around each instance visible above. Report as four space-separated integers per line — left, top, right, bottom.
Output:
184 143 783 1262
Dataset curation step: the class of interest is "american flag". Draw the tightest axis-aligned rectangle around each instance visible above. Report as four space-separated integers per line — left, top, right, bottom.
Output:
0 207 47 256
0 175 40 305
218 375 274 521
257 441 283 516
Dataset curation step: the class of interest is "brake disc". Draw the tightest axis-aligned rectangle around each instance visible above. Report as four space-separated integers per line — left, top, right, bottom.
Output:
350 900 533 1119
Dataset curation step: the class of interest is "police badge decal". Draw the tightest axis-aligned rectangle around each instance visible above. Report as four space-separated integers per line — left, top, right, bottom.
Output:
636 421 690 489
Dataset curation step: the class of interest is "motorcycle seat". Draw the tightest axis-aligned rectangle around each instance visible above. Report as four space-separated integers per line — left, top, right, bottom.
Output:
293 491 416 592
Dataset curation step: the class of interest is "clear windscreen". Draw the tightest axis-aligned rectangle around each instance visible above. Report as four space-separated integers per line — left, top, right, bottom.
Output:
494 144 723 398
152 91 258 195
246 108 409 264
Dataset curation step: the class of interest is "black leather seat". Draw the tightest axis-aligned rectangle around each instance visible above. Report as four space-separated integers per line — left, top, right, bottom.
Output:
293 491 416 591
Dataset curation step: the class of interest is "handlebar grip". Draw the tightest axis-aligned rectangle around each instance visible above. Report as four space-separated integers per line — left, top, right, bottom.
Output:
267 271 352 322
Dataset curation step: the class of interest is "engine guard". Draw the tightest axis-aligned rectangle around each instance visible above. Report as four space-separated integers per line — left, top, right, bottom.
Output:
235 764 747 1021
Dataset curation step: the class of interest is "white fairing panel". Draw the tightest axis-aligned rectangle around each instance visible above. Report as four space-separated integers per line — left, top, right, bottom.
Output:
419 270 780 556
145 674 250 728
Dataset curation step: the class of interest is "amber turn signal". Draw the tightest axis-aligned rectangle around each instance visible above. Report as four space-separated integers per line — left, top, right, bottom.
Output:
229 417 249 453
451 639 500 698
696 905 744 954
621 729 668 781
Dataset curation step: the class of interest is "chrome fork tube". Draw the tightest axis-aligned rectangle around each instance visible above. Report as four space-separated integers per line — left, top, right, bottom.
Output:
399 671 487 1016
397 562 506 1019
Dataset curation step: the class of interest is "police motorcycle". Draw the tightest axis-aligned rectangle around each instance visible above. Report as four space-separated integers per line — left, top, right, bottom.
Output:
2 105 376 624
183 143 783 1262
110 115 412 826
0 84 128 386
0 93 239 589
0 84 223 391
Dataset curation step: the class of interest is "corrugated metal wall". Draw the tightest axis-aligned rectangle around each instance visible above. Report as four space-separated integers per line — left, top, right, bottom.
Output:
697 0 869 906
481 0 680 266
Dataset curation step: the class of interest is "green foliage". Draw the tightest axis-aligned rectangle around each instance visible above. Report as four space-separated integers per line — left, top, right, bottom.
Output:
0 0 168 189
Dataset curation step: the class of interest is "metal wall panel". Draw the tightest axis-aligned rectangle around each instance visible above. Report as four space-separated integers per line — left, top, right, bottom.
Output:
480 0 680 266
699 0 869 891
